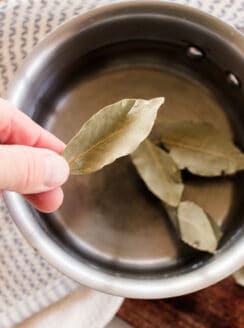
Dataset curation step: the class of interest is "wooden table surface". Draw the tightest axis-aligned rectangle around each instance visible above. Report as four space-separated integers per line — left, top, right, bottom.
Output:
118 277 244 328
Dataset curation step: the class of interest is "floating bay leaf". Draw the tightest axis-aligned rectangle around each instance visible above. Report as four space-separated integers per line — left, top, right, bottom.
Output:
63 97 164 174
233 267 244 287
131 139 184 207
177 201 222 253
159 121 244 176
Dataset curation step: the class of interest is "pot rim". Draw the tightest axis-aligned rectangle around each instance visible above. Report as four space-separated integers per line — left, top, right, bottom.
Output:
5 1 244 298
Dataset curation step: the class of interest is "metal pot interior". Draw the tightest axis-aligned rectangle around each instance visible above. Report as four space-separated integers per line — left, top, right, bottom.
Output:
6 3 244 290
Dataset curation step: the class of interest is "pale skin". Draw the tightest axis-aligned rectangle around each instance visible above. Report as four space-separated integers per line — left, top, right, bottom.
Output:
0 98 70 213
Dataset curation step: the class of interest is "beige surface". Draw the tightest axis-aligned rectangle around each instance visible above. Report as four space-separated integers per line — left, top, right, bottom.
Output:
106 317 133 328
17 287 123 328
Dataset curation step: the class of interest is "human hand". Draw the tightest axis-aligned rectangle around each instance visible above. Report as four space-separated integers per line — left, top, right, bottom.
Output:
0 98 69 213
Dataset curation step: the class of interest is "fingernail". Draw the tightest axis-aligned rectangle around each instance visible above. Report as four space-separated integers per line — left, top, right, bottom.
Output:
44 155 70 188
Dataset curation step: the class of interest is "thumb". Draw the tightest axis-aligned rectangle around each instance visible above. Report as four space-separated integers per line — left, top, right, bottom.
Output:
0 145 69 194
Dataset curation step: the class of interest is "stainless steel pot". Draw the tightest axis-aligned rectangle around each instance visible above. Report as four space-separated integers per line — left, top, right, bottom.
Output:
4 1 244 298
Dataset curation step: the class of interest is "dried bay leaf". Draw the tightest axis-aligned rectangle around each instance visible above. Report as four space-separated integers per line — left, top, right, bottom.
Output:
159 121 244 176
63 97 164 174
164 204 179 232
233 267 244 287
164 203 222 253
177 201 222 253
131 139 184 207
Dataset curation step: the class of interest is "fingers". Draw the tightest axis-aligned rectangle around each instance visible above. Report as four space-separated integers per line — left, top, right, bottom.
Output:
0 98 65 153
0 145 69 194
24 188 64 213
0 98 69 213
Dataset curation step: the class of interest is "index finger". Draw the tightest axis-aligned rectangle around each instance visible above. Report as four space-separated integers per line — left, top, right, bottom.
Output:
0 98 65 153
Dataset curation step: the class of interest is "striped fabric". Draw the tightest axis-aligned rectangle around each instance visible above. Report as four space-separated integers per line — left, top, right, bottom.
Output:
0 0 243 327
0 201 77 327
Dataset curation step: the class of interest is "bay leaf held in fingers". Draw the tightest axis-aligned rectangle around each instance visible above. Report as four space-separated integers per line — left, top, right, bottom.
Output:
159 121 244 176
63 97 164 174
177 201 222 253
131 139 184 207
233 267 244 287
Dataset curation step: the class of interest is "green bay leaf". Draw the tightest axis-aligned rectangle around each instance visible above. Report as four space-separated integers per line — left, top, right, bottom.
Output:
63 97 164 174
177 201 222 253
131 139 184 207
159 121 244 176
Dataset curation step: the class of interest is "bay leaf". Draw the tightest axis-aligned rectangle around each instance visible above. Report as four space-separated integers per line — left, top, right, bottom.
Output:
131 139 184 207
164 204 179 232
177 201 222 253
233 267 244 287
159 121 244 176
63 97 164 174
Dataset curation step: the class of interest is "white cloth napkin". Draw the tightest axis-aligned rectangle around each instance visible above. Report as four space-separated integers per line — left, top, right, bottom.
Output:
16 288 123 328
0 200 123 328
0 0 243 327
